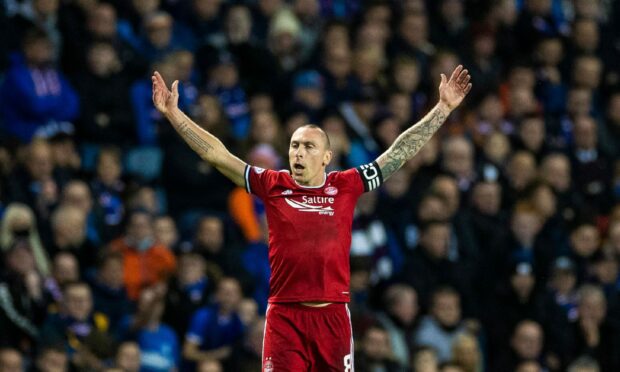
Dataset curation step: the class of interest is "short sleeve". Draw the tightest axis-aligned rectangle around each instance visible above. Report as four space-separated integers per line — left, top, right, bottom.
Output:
355 161 383 192
245 165 278 199
185 309 209 345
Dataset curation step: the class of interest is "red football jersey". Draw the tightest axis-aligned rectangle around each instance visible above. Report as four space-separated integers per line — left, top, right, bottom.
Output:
245 163 383 303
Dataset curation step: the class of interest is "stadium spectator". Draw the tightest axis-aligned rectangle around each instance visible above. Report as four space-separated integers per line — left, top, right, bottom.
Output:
376 283 419 368
412 346 439 372
119 286 179 372
183 278 245 365
414 287 467 362
191 215 251 289
205 50 252 139
49 204 98 272
0 348 23 372
39 282 114 371
226 317 264 371
568 222 601 283
33 345 69 372
400 221 461 311
7 140 67 222
484 261 547 365
163 250 213 336
73 41 136 147
450 332 483 372
90 251 131 329
114 341 140 372
90 147 125 241
503 202 551 281
44 251 79 304
493 320 547 371
546 256 579 323
0 202 50 275
557 285 620 371
82 3 146 78
0 240 47 353
135 11 195 62
351 191 400 282
109 209 176 300
153 215 179 249
0 28 79 142
570 115 612 215
6 0 62 58
183 0 224 43
60 180 101 246
354 324 402 372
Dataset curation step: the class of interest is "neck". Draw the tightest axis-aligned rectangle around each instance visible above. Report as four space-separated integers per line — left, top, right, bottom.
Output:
295 172 326 187
145 318 160 330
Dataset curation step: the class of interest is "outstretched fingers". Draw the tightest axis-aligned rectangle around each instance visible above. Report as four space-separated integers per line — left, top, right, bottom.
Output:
154 71 166 86
449 65 463 83
459 73 471 89
456 68 469 85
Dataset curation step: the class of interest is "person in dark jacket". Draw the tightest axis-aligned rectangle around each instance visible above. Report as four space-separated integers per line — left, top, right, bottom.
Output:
73 41 136 147
163 250 215 336
90 251 131 330
0 240 48 355
553 285 620 372
354 324 404 372
398 220 468 313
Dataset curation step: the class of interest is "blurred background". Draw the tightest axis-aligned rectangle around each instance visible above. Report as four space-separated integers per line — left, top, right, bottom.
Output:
0 0 619 371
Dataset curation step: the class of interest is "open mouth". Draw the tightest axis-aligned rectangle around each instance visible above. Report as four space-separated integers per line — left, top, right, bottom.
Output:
293 164 305 172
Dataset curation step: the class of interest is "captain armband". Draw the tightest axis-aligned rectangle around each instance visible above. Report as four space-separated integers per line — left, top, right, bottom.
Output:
356 161 383 192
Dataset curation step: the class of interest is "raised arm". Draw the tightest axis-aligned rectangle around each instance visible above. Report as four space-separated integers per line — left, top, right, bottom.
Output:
152 71 247 187
376 65 472 180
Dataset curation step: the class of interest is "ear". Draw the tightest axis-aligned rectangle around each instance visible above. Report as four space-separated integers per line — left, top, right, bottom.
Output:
323 150 333 167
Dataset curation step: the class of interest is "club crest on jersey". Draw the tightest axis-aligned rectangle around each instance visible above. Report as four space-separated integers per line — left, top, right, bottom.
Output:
254 167 266 174
284 196 335 216
325 186 338 195
264 358 273 372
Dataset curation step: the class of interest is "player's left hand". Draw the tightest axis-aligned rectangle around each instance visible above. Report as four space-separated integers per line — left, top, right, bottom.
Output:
438 65 472 111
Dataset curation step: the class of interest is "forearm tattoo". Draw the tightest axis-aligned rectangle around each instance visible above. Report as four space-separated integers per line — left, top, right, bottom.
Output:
378 105 448 180
177 121 214 158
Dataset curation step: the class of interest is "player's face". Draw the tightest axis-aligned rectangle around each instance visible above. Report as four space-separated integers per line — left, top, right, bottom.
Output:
289 127 332 186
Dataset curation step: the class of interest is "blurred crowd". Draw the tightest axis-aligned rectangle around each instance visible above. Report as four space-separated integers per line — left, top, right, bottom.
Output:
0 0 620 371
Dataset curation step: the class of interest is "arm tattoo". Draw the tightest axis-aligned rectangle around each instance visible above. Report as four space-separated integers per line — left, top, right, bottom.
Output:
378 105 448 180
177 121 214 158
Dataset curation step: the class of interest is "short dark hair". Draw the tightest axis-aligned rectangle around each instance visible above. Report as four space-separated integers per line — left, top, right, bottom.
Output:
431 286 460 306
62 281 90 295
96 250 123 269
21 27 50 49
37 345 66 359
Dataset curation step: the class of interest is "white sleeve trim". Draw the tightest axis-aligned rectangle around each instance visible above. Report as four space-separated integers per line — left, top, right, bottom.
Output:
245 165 252 194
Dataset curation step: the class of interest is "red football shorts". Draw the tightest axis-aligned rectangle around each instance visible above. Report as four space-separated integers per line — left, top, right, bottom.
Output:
262 303 354 372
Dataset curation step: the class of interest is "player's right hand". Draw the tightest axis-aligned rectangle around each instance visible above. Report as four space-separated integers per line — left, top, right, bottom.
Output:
152 71 179 116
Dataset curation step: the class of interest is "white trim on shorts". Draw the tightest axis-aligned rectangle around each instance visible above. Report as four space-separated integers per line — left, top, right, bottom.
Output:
345 304 354 371
262 304 271 369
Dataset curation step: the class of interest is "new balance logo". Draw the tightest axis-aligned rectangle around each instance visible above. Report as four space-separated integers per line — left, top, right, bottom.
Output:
284 197 335 216
281 189 293 195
